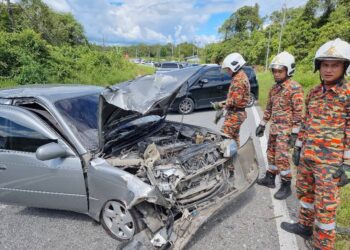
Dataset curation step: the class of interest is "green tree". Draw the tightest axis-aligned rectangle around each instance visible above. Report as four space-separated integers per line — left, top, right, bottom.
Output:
218 4 263 39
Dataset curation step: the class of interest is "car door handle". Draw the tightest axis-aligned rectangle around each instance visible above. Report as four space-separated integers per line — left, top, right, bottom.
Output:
0 165 7 171
217 86 223 89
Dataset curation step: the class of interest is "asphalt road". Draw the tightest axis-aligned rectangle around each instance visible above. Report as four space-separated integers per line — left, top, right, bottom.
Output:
0 106 310 250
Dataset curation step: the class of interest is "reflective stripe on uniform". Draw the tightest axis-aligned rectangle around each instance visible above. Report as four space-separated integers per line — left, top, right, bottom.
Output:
295 140 303 147
292 127 300 133
344 150 350 158
315 220 336 231
268 165 278 171
300 200 314 210
280 169 291 176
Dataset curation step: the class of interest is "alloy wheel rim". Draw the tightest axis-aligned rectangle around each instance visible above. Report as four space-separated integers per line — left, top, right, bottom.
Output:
179 99 192 113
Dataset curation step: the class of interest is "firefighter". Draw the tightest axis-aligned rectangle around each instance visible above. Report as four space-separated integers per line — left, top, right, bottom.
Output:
255 51 304 200
220 53 250 147
281 38 350 250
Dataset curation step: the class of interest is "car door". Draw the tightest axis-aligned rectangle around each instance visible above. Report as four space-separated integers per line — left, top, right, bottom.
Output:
191 68 224 108
0 105 88 213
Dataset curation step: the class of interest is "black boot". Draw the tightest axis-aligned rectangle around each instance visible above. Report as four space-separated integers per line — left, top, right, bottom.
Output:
274 179 292 200
280 222 312 239
256 171 276 188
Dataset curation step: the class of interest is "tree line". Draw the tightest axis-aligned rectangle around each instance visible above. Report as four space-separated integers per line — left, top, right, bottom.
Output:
203 0 350 71
0 0 147 86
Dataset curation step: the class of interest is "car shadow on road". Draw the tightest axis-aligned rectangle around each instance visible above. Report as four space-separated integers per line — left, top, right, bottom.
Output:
17 207 95 223
184 185 256 249
167 107 214 115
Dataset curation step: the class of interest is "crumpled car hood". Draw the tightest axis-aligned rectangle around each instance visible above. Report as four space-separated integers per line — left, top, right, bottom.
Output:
98 66 203 150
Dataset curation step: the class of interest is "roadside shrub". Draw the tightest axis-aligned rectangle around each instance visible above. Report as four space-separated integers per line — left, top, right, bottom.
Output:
15 57 48 85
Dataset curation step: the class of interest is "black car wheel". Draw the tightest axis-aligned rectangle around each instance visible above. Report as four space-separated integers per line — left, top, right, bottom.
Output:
178 97 195 114
246 94 256 107
101 200 141 241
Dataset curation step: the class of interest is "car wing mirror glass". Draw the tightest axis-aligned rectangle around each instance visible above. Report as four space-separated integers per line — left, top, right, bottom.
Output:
36 142 72 161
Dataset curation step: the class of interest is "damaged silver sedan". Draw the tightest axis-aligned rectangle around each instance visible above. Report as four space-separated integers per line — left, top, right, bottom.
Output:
0 66 258 249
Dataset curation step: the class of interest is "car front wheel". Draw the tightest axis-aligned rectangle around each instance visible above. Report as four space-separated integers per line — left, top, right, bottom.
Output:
246 94 255 107
101 200 140 241
178 97 195 114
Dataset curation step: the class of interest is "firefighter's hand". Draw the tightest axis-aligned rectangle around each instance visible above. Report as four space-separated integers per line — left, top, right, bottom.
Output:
211 102 223 110
333 164 350 187
292 146 301 166
255 125 265 137
288 133 298 147
214 109 224 124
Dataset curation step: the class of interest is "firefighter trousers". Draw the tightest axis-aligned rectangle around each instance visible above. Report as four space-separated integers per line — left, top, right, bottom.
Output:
297 158 340 250
266 133 292 181
222 110 246 147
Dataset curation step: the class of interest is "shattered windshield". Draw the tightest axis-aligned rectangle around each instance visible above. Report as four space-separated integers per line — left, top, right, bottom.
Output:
55 94 99 150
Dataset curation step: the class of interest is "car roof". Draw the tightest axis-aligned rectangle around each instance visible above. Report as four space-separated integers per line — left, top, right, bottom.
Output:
0 84 104 103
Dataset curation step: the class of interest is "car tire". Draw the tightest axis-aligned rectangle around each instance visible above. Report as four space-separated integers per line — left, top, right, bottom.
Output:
246 94 255 107
100 200 141 241
178 97 195 114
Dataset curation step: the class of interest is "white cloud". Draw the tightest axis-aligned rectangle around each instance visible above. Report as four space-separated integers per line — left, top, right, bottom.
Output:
42 0 307 45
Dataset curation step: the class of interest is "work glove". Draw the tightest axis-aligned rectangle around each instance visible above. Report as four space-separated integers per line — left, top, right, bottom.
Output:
214 109 224 124
292 146 301 166
288 133 298 147
211 102 222 110
255 125 265 137
333 164 350 187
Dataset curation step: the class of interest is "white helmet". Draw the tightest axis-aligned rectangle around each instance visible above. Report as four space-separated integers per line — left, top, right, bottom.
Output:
314 38 350 74
269 51 295 76
221 53 246 73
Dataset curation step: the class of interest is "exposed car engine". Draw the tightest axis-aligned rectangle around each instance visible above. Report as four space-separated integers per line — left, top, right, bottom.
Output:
106 122 233 208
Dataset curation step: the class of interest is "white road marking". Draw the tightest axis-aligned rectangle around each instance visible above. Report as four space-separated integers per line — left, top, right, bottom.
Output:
251 106 299 250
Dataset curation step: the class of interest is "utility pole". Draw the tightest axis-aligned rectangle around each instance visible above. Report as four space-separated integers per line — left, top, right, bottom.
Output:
6 0 15 31
171 44 174 61
157 47 160 62
265 27 271 71
278 2 287 53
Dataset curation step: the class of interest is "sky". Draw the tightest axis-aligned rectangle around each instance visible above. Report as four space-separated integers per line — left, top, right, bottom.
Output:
41 0 308 46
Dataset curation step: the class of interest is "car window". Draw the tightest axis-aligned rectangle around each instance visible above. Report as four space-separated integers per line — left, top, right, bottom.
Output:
203 68 221 78
161 63 179 68
0 117 55 153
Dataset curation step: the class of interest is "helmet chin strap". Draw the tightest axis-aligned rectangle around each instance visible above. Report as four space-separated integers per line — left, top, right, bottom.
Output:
321 75 345 93
231 69 240 77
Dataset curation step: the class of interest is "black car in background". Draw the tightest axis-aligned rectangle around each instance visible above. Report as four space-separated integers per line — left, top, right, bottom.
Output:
171 65 259 114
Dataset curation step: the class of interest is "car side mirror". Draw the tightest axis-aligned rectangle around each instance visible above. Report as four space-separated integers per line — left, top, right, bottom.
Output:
199 79 209 86
36 142 73 161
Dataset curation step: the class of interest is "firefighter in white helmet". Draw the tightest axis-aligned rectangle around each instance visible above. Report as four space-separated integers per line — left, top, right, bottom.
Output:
256 51 304 200
281 38 350 250
219 53 250 148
